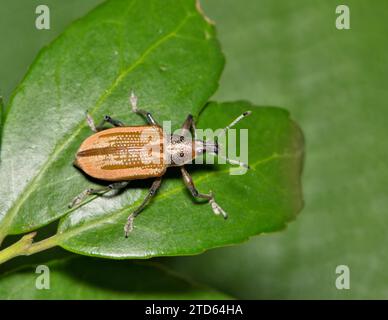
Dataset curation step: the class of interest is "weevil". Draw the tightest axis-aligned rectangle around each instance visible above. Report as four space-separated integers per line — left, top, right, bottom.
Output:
70 92 251 237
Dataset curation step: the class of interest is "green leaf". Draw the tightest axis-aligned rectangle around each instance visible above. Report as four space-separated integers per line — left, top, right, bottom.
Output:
0 256 230 299
0 0 224 240
56 101 303 258
0 96 3 153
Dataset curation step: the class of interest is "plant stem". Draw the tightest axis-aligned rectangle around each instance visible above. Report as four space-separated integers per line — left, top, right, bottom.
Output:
0 233 60 265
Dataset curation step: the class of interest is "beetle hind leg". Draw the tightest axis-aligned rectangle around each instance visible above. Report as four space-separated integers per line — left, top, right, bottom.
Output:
180 167 228 219
68 182 129 208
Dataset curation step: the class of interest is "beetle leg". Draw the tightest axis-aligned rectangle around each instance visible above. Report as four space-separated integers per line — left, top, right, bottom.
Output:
181 114 196 139
180 166 228 219
68 182 129 208
124 177 162 237
86 112 98 132
130 91 159 126
85 112 125 132
96 115 125 131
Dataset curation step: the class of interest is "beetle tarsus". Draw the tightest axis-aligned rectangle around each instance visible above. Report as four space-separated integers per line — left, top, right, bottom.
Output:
70 182 129 209
68 189 92 208
129 91 159 125
209 194 228 219
124 214 134 238
130 91 138 112
86 112 98 132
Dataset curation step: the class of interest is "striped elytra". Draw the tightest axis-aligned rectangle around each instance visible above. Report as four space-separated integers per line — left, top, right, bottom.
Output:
74 125 166 181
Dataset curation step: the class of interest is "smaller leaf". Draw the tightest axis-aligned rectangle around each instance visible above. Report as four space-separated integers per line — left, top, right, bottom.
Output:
0 256 230 299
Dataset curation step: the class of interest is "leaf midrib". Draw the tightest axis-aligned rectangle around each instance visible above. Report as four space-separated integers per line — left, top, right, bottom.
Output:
0 12 195 237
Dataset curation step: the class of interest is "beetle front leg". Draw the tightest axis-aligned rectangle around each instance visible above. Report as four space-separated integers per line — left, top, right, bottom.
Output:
130 91 159 126
68 181 129 208
180 166 228 219
180 114 197 139
124 177 162 237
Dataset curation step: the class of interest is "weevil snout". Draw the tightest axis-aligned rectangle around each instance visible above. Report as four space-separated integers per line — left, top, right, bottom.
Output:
213 139 219 154
196 140 218 155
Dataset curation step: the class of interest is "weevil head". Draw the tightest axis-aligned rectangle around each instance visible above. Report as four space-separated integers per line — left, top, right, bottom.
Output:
165 134 195 166
193 139 219 156
165 134 218 167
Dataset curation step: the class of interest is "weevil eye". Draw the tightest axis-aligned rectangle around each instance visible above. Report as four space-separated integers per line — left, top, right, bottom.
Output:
179 152 185 157
180 136 185 142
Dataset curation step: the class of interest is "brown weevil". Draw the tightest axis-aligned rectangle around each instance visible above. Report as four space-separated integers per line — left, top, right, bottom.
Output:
70 92 251 237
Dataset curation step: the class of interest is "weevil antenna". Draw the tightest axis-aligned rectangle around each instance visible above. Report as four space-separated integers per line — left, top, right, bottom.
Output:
211 111 251 169
209 153 250 169
218 110 252 138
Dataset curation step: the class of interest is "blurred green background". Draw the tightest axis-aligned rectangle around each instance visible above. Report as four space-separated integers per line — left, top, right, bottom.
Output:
1 0 387 299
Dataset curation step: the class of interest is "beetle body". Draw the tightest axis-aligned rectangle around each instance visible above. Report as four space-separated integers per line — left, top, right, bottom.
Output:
70 92 250 237
74 125 207 181
74 125 166 181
